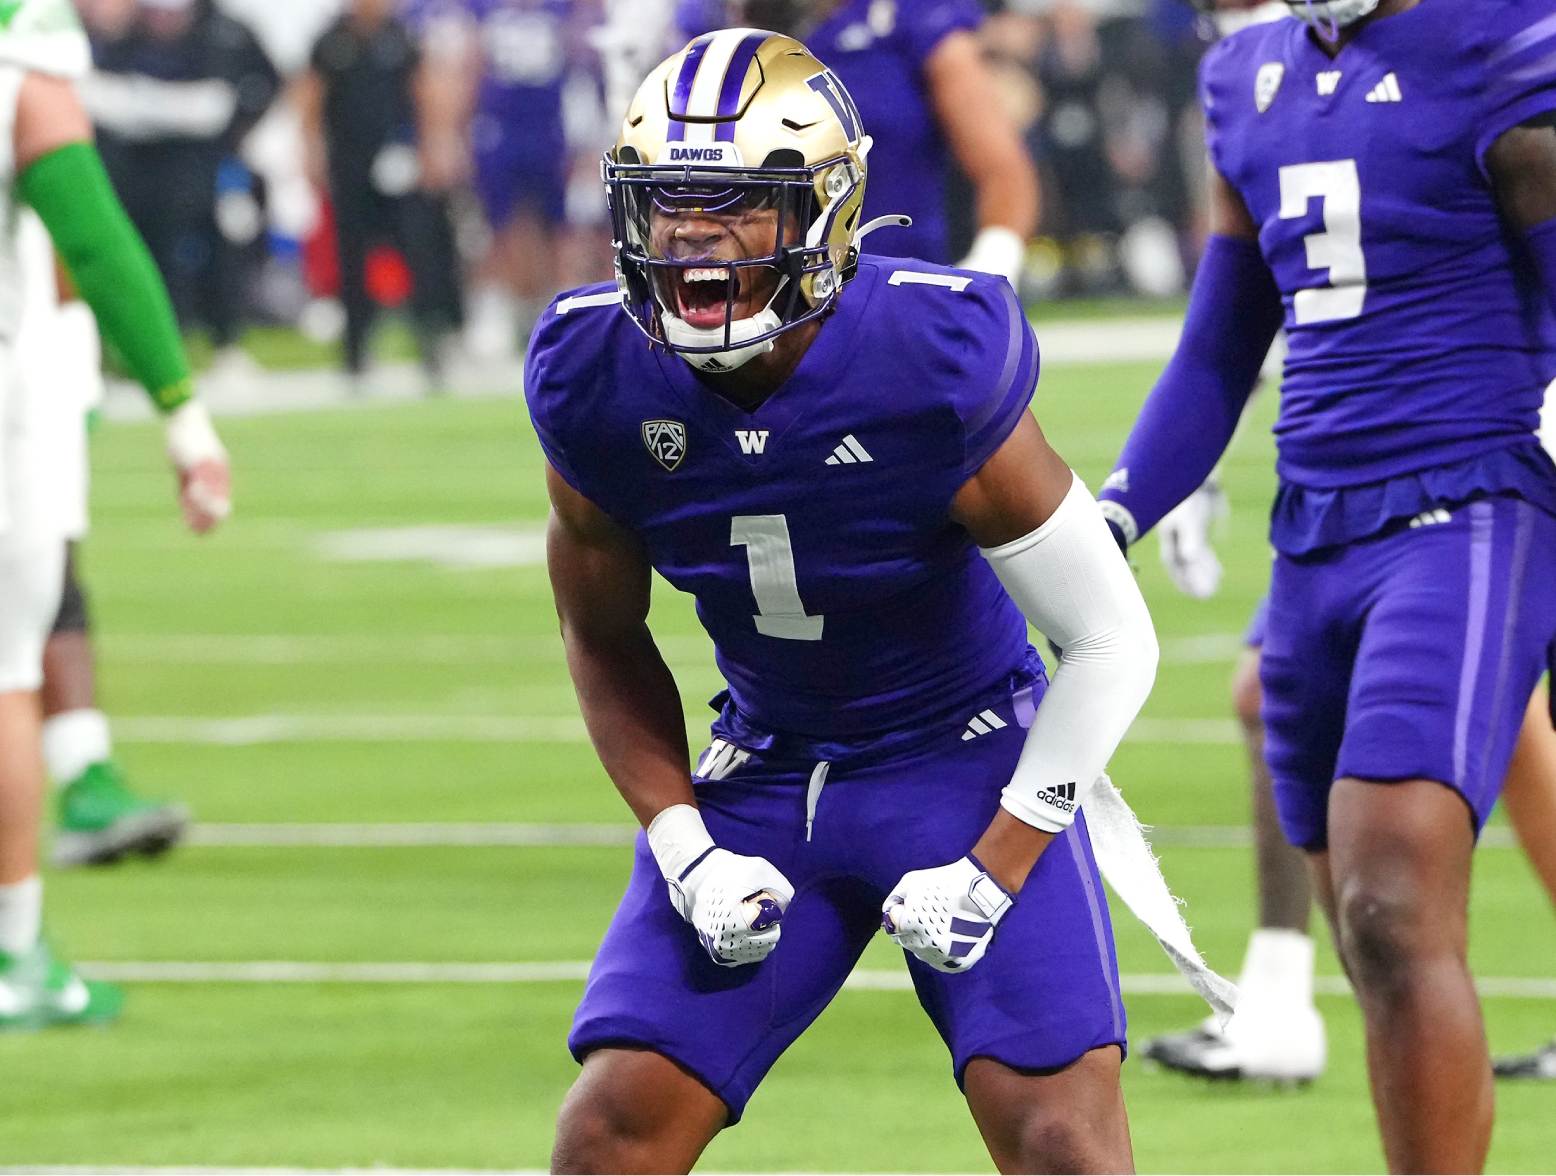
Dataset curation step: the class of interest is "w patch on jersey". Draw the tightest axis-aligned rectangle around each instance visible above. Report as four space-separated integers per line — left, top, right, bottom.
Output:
1255 63 1284 113
642 420 687 472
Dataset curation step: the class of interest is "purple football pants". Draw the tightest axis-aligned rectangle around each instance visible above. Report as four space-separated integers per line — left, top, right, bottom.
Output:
1261 495 1556 850
568 669 1127 1122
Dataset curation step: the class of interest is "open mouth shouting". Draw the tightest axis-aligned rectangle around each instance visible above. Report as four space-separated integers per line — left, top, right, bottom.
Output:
670 263 741 330
666 258 784 332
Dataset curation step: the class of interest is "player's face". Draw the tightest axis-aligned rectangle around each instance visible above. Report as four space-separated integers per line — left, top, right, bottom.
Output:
648 198 798 330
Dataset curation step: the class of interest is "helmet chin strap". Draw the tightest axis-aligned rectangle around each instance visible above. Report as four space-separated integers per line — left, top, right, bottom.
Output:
662 305 783 372
1288 0 1381 39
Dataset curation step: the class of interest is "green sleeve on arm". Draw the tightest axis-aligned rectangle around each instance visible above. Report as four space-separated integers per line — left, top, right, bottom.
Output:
18 141 192 413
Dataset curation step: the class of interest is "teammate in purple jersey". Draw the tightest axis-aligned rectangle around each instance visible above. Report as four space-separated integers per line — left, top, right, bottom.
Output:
524 27 1226 1172
1097 0 1556 1167
410 0 598 353
682 1 1038 281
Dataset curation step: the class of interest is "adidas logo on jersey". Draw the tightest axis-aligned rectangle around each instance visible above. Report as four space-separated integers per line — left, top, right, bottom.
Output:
1365 73 1403 103
1409 508 1452 528
1036 781 1078 815
1316 70 1343 97
961 709 1008 742
825 435 873 465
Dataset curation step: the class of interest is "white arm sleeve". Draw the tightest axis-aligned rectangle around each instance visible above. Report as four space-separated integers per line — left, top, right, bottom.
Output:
981 473 1159 832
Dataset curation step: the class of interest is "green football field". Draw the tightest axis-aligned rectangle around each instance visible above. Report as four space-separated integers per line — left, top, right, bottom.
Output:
8 344 1556 1172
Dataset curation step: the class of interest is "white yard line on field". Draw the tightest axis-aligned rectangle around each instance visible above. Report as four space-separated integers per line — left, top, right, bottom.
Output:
68 961 1556 1000
99 317 1181 424
101 632 1248 666
111 714 1241 746
183 822 1521 852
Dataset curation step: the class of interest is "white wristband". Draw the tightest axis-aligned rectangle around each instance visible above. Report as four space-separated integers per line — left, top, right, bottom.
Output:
958 226 1027 285
646 803 715 883
165 400 227 470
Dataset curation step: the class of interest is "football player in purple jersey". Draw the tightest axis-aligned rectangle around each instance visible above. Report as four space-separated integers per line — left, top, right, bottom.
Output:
683 0 1039 282
1097 0 1556 1167
411 0 600 355
526 28 1229 1172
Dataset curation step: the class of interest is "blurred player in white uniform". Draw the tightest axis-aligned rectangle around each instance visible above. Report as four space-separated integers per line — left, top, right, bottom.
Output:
14 221 190 869
1 0 229 1027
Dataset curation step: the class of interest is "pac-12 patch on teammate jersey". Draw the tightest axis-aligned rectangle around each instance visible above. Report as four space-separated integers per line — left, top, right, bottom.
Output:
1255 62 1284 112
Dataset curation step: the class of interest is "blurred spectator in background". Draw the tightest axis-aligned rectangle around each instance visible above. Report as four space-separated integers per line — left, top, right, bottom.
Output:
413 0 605 360
297 0 463 391
686 0 1038 286
78 0 280 374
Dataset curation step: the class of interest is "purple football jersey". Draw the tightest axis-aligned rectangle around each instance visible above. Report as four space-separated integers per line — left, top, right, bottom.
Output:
1201 1 1556 506
806 0 983 264
524 257 1039 747
406 0 576 133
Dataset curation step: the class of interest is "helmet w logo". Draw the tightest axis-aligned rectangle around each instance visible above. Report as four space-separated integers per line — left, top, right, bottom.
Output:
806 71 861 142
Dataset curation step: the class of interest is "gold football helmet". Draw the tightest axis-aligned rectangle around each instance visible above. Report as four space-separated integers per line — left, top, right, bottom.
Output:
605 28 883 371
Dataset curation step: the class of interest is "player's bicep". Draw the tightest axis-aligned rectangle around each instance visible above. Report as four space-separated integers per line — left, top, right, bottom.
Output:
1207 160 1259 241
13 72 92 175
950 412 1073 548
544 462 652 638
1487 117 1556 232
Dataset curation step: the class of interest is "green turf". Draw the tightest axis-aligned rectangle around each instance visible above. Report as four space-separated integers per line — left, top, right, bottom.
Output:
7 349 1555 1171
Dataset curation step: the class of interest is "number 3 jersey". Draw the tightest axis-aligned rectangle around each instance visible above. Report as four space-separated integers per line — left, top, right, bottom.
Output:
524 257 1040 745
1201 1 1556 551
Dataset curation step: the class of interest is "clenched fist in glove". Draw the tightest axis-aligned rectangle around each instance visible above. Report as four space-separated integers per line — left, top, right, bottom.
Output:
882 856 1014 973
648 804 794 968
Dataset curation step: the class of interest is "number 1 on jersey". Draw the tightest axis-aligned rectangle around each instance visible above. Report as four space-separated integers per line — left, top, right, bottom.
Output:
1279 159 1367 325
731 515 824 641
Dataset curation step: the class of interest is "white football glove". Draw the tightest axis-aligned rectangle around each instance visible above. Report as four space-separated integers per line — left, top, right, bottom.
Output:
881 856 1013 974
648 804 794 968
957 226 1027 286
165 400 232 534
1157 478 1227 600
671 848 794 967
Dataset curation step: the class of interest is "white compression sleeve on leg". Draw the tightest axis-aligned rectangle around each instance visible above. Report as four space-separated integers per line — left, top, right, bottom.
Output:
980 473 1159 831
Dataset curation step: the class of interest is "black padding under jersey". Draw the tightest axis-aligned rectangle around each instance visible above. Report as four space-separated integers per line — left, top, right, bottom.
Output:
51 544 91 635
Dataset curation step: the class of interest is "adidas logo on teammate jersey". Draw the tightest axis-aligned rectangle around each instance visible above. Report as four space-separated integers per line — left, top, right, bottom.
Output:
961 709 1008 741
1316 71 1343 97
1036 781 1078 815
825 435 873 465
1409 508 1452 528
1365 73 1404 103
